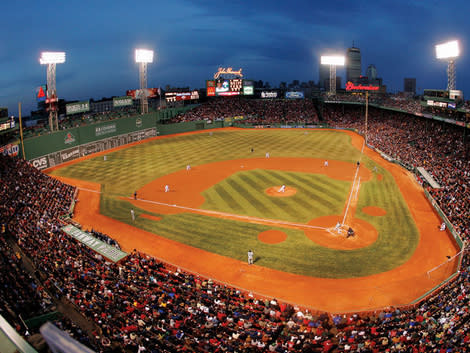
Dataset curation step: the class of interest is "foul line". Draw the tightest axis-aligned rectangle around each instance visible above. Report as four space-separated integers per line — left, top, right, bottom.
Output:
341 141 365 226
130 197 328 231
75 186 328 231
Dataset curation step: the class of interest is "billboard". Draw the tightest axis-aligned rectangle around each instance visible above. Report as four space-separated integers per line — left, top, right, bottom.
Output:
345 81 379 91
66 101 90 115
0 116 15 131
36 85 47 102
243 80 254 95
126 88 160 99
285 91 304 99
113 96 133 108
165 91 200 102
206 79 254 97
0 143 19 157
261 91 278 98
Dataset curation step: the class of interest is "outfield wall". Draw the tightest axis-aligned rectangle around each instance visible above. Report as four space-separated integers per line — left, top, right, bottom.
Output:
24 114 158 170
156 120 224 135
22 113 225 169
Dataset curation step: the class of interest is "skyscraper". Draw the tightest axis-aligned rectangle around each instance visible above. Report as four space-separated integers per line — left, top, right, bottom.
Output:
366 64 377 81
404 78 416 95
346 46 361 83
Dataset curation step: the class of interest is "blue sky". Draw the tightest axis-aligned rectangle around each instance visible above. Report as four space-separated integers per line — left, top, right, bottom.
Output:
1 0 469 115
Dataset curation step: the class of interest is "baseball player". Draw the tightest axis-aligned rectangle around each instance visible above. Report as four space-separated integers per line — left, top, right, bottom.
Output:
278 185 286 193
165 185 170 193
247 250 254 265
324 160 329 167
334 222 341 234
265 152 270 158
130 209 135 221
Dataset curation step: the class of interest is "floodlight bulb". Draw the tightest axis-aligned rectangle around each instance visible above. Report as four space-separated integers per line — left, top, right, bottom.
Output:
40 51 66 64
321 55 345 66
135 49 154 63
435 40 460 59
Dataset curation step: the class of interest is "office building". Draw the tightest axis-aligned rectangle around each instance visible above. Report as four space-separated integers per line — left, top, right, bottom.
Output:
346 46 361 83
404 78 416 95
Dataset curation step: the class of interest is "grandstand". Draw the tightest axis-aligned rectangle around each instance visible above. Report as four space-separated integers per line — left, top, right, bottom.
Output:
1 96 469 352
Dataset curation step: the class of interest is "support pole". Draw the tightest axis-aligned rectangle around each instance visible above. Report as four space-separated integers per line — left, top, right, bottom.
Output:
18 102 26 159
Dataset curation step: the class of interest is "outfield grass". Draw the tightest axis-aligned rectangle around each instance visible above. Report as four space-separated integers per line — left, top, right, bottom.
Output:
50 129 419 278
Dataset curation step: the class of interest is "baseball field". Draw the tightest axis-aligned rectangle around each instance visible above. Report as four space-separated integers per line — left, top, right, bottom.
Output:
48 128 460 312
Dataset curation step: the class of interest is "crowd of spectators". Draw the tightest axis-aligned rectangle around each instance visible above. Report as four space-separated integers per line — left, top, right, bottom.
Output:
324 104 469 239
168 98 320 126
1 99 470 352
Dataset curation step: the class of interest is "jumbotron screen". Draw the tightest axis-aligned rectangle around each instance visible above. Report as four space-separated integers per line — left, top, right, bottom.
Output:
206 79 254 97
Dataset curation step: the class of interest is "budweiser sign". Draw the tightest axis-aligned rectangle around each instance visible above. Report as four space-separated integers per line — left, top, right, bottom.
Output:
345 81 380 91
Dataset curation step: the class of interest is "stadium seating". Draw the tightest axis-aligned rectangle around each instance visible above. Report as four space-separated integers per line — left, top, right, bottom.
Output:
0 101 469 352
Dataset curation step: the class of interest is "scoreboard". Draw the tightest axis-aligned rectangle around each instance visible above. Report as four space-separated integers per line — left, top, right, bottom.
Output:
206 79 254 97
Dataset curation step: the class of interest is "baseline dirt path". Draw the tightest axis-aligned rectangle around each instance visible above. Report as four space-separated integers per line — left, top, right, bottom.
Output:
51 128 460 312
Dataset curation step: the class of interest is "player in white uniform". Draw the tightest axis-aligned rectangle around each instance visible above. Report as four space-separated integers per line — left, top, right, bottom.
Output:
278 185 286 193
186 164 191 171
265 152 270 158
324 160 329 167
130 209 135 221
165 185 170 193
247 250 254 265
334 222 341 234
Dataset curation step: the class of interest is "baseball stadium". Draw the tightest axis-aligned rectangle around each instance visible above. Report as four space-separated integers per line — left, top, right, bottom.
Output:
1 86 469 352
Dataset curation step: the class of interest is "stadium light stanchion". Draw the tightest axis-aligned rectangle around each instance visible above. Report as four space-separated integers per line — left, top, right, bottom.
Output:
365 91 368 145
135 49 154 114
435 40 460 91
321 55 345 96
40 51 66 132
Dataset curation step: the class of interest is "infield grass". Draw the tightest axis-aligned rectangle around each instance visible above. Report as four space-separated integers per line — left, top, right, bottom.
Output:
50 129 419 278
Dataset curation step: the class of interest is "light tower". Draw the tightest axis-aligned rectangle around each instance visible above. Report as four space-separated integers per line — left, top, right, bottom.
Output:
135 49 154 114
40 51 66 132
435 40 460 91
321 55 345 95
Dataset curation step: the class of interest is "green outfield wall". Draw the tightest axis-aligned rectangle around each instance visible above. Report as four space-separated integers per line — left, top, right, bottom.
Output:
156 120 224 135
23 113 157 160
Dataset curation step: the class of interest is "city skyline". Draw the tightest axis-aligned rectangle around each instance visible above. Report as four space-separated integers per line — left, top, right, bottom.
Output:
1 0 469 116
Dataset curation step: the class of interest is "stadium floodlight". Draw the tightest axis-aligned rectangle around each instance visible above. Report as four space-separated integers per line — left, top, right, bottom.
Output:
321 55 345 66
135 49 155 114
39 51 66 64
135 49 154 63
435 40 460 91
435 40 460 59
39 51 66 132
321 55 345 96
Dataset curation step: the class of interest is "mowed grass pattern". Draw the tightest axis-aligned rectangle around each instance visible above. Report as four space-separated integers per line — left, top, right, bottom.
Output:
50 129 419 278
202 169 350 223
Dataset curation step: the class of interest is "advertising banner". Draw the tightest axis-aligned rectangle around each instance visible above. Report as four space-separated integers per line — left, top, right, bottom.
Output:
285 91 304 99
261 91 278 98
66 101 90 115
95 123 117 137
126 88 160 99
113 96 133 107
0 143 19 157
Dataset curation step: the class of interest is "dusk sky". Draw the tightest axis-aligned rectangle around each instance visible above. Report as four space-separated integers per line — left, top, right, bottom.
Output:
1 0 469 116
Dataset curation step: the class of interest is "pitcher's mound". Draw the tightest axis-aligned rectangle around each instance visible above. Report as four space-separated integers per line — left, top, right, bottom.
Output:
265 186 297 197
